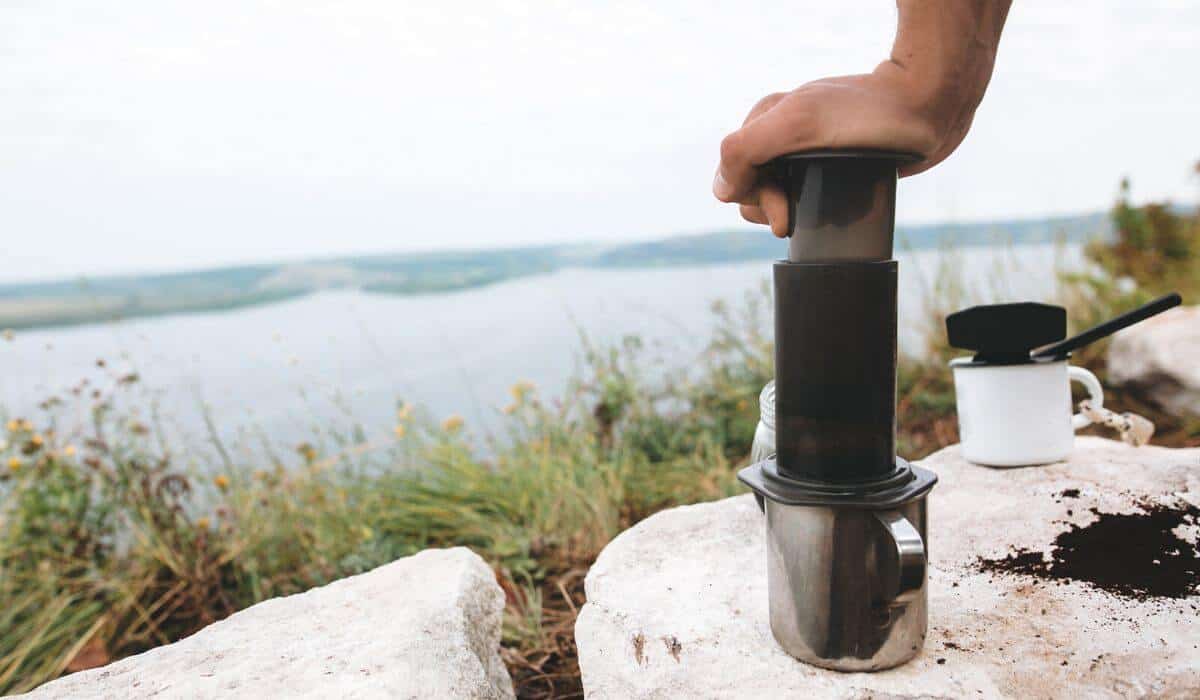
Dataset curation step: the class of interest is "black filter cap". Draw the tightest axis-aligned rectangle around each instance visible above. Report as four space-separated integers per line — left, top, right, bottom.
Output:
946 302 1067 363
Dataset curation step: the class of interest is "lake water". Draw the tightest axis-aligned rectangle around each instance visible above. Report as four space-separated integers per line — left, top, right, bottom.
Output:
2 243 1083 454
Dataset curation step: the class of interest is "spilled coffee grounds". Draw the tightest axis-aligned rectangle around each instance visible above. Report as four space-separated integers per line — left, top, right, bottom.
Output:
978 501 1200 600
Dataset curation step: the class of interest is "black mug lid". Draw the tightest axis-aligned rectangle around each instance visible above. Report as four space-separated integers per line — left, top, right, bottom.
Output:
946 302 1067 364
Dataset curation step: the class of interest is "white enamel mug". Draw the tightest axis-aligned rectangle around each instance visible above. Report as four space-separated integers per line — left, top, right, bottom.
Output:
950 357 1103 467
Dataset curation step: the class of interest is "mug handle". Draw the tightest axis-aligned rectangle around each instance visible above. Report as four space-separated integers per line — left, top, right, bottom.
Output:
1068 366 1104 430
873 510 925 605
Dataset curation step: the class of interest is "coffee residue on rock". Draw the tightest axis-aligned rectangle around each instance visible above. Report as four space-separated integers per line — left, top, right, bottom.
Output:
978 500 1200 600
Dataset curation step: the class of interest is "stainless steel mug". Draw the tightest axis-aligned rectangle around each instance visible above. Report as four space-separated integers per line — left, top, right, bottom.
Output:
762 496 929 671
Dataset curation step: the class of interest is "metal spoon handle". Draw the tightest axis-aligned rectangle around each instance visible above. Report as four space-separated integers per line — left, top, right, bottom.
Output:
1030 292 1182 358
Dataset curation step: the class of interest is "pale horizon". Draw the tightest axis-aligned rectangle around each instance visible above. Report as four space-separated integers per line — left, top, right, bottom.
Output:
0 208 1111 287
3 1 1198 284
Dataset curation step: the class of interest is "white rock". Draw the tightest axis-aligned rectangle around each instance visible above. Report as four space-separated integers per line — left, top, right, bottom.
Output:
1109 305 1200 415
22 547 515 700
577 437 1200 699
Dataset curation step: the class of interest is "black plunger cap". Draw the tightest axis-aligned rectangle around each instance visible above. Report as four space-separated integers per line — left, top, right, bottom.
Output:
766 149 920 263
946 302 1067 364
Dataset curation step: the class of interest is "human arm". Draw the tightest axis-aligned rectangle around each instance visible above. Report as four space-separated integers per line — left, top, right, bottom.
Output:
714 0 1012 236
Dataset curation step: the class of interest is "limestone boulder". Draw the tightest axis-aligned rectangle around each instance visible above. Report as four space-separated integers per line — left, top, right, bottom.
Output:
577 437 1200 699
1109 304 1200 416
22 547 515 699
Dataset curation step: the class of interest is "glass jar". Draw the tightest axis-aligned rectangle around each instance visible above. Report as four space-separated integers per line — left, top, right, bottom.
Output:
750 380 775 463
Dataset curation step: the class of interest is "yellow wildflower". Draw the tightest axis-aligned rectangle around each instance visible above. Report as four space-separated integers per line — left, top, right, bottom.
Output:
29 434 44 448
393 424 407 439
19 419 32 432
503 403 517 415
396 402 413 421
441 414 464 433
214 474 230 490
297 443 317 462
736 398 749 411
7 456 21 472
509 380 536 403
196 517 211 530
5 419 19 433
63 445 76 457
361 526 374 540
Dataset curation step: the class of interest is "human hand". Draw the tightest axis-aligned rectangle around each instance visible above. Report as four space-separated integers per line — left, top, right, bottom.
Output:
714 1 1009 237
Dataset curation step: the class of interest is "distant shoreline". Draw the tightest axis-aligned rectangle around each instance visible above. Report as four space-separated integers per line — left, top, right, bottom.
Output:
0 212 1108 332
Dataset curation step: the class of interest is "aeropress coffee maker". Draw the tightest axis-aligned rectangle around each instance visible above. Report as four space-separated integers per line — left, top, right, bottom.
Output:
739 150 937 671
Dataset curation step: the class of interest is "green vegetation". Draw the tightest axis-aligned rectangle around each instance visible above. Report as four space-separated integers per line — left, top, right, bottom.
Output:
0 189 1194 698
1056 177 1200 446
0 212 1108 331
0 297 769 697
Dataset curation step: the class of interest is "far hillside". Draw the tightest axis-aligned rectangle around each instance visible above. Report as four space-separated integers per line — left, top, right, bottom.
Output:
0 211 1109 331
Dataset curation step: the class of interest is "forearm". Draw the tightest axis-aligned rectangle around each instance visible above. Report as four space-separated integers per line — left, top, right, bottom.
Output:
879 1 1011 131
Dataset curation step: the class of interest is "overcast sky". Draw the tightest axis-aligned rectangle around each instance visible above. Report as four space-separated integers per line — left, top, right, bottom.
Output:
2 1 1198 283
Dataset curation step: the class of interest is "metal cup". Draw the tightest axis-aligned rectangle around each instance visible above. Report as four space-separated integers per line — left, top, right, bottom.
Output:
762 496 928 671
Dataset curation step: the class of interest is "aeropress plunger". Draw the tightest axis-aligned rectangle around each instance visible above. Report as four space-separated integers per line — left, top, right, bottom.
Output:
739 150 937 671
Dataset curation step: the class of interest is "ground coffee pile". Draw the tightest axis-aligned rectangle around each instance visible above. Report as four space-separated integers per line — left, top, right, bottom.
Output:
979 499 1200 600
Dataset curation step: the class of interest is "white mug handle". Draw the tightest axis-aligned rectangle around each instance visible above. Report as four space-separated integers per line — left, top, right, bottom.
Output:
1068 366 1104 430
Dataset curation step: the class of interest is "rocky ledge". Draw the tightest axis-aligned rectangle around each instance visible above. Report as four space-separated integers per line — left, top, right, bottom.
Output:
1109 304 1200 416
21 547 515 699
576 437 1200 698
